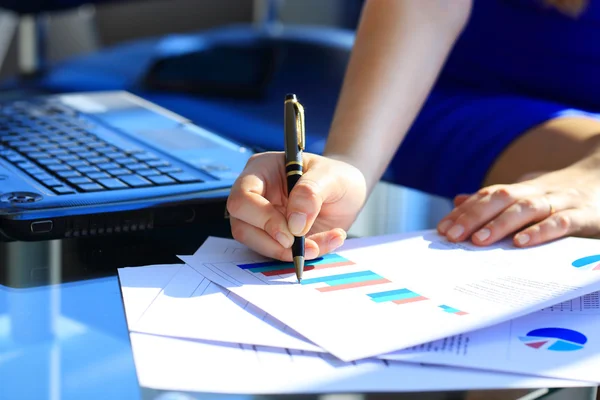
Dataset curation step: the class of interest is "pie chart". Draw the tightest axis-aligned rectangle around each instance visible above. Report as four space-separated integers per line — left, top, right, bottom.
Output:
572 255 600 271
519 327 587 352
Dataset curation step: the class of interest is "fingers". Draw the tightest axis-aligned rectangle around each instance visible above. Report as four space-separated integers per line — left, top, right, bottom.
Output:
286 168 343 236
470 194 569 245
453 194 470 207
307 228 347 256
230 217 319 261
228 171 294 249
438 184 539 242
230 217 346 261
513 209 585 247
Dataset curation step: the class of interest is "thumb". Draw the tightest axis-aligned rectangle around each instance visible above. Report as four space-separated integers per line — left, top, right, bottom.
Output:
286 168 339 236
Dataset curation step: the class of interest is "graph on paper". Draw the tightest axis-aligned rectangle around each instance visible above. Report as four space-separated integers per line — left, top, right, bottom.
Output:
518 327 587 352
572 254 600 271
540 291 600 314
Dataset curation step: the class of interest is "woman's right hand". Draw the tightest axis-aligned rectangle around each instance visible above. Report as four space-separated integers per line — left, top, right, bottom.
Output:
226 151 367 261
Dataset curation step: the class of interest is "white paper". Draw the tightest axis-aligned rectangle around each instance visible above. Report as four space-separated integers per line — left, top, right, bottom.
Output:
182 230 600 361
118 263 320 352
130 333 590 394
382 290 600 382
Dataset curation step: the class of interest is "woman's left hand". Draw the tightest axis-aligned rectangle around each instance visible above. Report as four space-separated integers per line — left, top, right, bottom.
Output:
436 161 600 247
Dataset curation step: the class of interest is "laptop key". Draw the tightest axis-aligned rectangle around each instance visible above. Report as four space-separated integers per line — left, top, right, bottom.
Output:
147 160 170 168
137 169 160 177
119 174 152 187
97 162 119 170
87 172 110 180
57 170 81 179
89 156 109 164
127 163 149 171
41 178 63 187
168 172 203 183
105 168 130 176
32 172 53 181
97 178 128 190
77 183 105 192
76 165 99 173
157 166 182 173
114 157 136 165
147 174 176 185
134 152 159 161
47 164 71 172
68 176 92 185
53 185 77 195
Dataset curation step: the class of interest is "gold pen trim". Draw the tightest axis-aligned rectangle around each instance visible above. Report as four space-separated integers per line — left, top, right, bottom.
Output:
285 97 305 151
286 161 303 167
287 171 303 176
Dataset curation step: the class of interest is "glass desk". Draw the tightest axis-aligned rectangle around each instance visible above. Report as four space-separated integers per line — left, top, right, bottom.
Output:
0 222 596 400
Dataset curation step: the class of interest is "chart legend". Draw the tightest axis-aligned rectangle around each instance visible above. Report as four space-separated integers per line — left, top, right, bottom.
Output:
439 305 468 316
237 253 355 277
572 255 600 271
367 288 428 305
519 327 587 351
301 270 390 292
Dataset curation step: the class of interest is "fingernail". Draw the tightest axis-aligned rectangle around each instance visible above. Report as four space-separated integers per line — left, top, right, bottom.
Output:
516 233 530 245
474 228 491 242
438 220 453 234
329 236 344 251
275 232 292 248
288 212 307 235
447 224 464 240
306 247 319 260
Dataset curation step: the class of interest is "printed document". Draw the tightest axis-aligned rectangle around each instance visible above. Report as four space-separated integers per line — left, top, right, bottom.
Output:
383 290 600 382
118 263 320 352
130 333 588 394
182 230 600 361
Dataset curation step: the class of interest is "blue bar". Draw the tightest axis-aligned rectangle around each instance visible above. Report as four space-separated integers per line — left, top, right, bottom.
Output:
368 288 413 299
301 270 377 286
370 291 420 303
238 253 349 271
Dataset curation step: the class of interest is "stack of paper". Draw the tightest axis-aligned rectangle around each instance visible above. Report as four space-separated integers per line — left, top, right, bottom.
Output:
118 230 600 394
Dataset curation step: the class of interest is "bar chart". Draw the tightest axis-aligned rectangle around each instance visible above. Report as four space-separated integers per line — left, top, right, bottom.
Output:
237 253 355 277
439 305 468 316
367 288 428 305
300 270 390 292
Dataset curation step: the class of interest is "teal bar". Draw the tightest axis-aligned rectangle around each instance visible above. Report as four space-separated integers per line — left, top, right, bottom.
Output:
301 270 376 286
368 288 413 299
370 291 420 303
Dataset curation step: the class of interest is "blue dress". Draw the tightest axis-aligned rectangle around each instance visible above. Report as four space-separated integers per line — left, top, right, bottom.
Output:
392 0 600 198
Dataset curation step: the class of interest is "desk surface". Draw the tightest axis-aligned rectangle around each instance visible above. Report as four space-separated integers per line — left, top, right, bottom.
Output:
0 88 585 400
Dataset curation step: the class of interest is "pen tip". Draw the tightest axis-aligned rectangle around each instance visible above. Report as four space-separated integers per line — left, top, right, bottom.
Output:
285 93 297 101
294 256 304 283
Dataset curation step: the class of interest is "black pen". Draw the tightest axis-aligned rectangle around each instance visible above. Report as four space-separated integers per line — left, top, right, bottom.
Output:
284 93 305 282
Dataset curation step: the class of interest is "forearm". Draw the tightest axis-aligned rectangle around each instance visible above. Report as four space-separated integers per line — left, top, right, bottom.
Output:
323 0 472 193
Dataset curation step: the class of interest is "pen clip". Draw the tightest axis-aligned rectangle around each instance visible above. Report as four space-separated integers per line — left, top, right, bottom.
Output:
293 101 305 152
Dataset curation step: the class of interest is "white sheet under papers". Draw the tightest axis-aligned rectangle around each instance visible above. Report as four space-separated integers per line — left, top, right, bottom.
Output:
118 264 320 352
382 290 600 383
182 231 600 362
130 332 590 394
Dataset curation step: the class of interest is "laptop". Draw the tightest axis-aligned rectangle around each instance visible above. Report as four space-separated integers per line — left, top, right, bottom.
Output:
0 91 253 241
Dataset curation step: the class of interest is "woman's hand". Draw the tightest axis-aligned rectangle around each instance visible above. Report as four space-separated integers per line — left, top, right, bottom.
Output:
226 152 367 261
436 161 600 247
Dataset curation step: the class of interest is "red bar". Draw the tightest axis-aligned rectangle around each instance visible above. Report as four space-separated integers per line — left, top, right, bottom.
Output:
261 260 355 276
455 311 468 315
392 296 428 305
316 278 390 292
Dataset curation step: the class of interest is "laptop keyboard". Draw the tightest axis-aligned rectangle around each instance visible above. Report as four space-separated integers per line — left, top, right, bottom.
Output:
0 101 204 195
